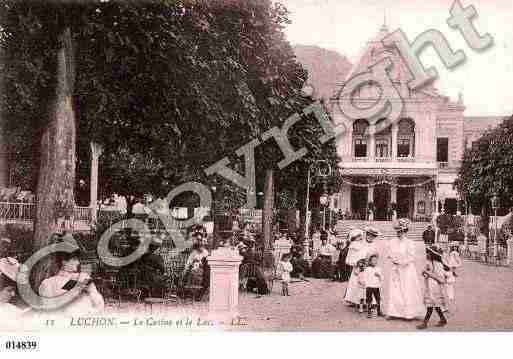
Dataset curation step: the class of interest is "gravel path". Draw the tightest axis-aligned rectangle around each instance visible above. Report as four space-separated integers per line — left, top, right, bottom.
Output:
237 242 513 331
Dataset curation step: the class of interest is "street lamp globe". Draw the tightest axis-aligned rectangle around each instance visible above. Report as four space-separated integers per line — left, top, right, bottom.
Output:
319 193 329 207
491 192 500 211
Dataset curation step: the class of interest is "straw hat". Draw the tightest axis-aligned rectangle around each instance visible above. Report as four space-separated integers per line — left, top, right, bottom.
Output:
393 218 410 232
364 226 381 237
426 245 444 258
348 229 364 241
0 257 19 282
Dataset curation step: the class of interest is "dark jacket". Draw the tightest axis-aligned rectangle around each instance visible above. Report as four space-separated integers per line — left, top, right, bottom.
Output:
422 229 435 244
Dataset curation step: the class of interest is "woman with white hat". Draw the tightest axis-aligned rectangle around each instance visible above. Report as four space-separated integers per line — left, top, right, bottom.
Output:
384 218 424 320
0 257 31 329
344 229 366 305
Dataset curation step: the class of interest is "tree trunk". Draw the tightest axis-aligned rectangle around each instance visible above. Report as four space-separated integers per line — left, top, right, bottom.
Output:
33 27 76 286
0 54 7 188
126 196 136 218
262 169 274 250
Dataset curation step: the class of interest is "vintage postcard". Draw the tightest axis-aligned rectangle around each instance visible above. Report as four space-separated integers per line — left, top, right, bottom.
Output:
0 0 513 355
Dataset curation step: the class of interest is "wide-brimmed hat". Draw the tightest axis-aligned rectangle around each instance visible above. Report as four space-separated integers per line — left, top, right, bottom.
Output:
364 226 381 237
393 218 410 232
0 257 19 282
150 236 163 246
426 245 443 258
367 251 379 260
348 229 364 240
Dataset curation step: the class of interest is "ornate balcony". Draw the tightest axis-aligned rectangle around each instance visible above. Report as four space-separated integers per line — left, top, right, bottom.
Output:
396 156 416 163
375 157 392 162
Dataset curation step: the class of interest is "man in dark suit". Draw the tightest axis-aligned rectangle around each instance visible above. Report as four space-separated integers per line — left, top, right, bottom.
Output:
422 225 436 247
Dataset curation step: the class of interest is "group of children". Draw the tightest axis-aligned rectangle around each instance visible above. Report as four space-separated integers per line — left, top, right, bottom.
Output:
350 242 463 325
277 238 463 330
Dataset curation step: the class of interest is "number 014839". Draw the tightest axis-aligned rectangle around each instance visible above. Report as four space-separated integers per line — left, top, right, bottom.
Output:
5 341 37 350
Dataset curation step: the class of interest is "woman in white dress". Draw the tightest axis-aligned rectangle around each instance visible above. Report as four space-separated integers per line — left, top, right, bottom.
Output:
39 250 104 315
384 219 424 319
344 229 366 305
0 257 33 329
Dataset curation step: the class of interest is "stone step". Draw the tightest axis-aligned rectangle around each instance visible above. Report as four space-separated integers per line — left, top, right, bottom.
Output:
335 220 429 242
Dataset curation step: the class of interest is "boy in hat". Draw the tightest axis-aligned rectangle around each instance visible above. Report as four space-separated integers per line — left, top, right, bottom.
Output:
364 226 380 256
363 253 384 317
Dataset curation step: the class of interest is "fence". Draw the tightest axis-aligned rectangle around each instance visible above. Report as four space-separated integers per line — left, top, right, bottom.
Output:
0 202 92 224
0 202 36 222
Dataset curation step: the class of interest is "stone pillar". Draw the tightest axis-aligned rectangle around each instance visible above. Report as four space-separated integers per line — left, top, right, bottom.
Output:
368 184 374 204
391 185 397 203
90 142 104 224
367 184 374 220
507 239 513 266
391 122 398 159
368 124 375 160
208 247 243 320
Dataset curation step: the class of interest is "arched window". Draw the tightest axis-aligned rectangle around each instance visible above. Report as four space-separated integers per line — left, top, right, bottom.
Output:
375 118 391 158
417 201 426 214
397 118 415 158
353 119 369 158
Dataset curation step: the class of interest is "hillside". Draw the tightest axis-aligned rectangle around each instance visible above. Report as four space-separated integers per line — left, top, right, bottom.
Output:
293 45 352 100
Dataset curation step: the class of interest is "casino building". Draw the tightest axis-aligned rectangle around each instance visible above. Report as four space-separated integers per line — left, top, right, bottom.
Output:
328 24 506 221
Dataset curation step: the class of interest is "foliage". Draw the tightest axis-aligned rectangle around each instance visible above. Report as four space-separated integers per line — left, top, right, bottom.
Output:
1 0 339 213
455 115 513 215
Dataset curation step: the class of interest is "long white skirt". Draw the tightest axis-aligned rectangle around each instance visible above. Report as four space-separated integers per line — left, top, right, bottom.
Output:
344 267 364 304
383 264 425 319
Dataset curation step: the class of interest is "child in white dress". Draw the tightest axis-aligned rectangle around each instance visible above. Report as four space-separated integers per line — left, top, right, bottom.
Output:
355 259 367 313
417 245 449 329
444 244 462 306
363 254 383 318
279 253 293 296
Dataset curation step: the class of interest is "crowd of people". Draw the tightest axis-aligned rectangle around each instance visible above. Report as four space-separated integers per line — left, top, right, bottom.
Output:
338 218 463 328
0 216 467 330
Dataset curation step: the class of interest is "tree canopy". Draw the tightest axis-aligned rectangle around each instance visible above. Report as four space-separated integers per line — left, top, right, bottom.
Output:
1 0 339 212
455 115 513 216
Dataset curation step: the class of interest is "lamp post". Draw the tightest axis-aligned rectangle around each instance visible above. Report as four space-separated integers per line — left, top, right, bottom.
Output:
211 185 217 247
304 160 332 258
491 192 500 263
319 191 329 231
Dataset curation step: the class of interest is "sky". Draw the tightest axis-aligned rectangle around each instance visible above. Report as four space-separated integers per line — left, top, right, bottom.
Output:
281 0 513 116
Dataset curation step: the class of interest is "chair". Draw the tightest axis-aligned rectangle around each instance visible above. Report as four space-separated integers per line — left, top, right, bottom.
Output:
144 275 180 313
174 269 203 304
239 263 258 292
116 270 143 307
240 263 273 296
96 268 119 307
262 265 276 295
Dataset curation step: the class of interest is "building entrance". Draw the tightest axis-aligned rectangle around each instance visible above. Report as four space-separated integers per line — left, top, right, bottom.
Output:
397 186 414 219
373 184 390 221
351 187 368 220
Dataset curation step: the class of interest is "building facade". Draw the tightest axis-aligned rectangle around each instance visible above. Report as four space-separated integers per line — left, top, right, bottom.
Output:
329 25 506 221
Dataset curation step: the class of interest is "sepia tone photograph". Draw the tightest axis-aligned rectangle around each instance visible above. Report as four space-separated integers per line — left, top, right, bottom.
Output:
0 0 513 345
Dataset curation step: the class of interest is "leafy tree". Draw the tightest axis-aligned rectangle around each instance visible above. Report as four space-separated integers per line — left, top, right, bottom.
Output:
455 115 513 235
1 1 339 240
